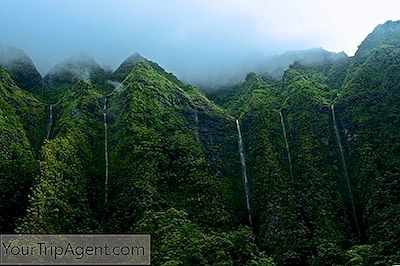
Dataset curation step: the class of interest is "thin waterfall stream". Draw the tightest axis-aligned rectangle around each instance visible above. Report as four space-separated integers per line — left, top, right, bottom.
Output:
279 110 294 182
46 104 53 139
235 119 252 226
194 109 199 140
103 98 109 206
331 104 361 238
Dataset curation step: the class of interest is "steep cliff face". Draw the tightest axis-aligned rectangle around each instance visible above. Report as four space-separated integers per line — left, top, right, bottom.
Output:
105 61 242 231
0 69 47 152
0 70 43 232
17 80 105 233
216 21 400 265
337 33 400 264
224 64 352 264
1 20 399 265
11 60 266 264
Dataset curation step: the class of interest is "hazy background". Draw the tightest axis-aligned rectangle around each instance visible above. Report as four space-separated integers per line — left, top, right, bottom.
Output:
1 0 399 86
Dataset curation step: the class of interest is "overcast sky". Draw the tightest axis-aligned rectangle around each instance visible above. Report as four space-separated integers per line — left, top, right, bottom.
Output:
1 0 399 82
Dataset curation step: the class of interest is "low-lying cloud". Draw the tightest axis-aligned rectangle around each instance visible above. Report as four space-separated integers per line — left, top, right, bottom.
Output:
0 0 399 88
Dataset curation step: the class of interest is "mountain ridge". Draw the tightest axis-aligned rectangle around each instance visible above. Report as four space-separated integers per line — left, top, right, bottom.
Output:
0 20 399 265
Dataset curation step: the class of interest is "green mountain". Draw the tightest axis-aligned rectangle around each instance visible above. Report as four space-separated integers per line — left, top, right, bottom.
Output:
217 20 400 265
1 20 400 265
336 38 400 265
0 69 46 232
112 53 183 85
0 45 43 93
43 56 112 101
105 61 242 229
112 52 144 82
262 48 348 79
8 59 270 264
221 63 352 265
356 20 400 57
18 80 104 233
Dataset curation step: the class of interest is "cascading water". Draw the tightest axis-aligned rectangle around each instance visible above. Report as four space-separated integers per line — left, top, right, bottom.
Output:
46 104 53 139
103 98 109 206
279 110 294 182
236 119 252 226
331 104 361 238
194 109 199 140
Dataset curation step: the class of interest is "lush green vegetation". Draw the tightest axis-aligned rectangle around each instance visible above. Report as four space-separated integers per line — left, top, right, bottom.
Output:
17 80 105 233
105 61 236 230
0 69 40 232
134 208 274 266
220 21 400 265
42 56 113 102
337 43 400 265
0 46 43 93
1 20 399 265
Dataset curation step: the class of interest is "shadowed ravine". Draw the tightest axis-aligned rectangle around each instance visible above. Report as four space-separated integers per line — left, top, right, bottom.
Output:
235 119 252 226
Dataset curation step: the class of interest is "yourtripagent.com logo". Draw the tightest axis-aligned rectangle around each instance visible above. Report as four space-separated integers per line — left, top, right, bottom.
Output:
0 235 150 265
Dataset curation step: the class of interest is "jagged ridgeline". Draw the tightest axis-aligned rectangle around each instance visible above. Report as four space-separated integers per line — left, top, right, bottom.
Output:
0 20 400 265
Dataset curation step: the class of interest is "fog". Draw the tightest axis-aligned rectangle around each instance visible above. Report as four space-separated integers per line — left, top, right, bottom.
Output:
107 80 124 94
1 0 399 88
46 55 103 80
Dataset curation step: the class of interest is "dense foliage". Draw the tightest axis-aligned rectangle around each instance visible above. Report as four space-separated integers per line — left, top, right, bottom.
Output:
1 20 399 265
0 70 41 232
337 43 400 265
17 81 104 233
105 61 237 230
43 56 113 101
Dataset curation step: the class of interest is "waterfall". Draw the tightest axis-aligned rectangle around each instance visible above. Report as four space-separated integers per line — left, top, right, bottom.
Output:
235 119 252 226
194 109 199 126
46 104 53 139
194 109 199 140
103 98 109 206
331 104 361 238
279 110 294 182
